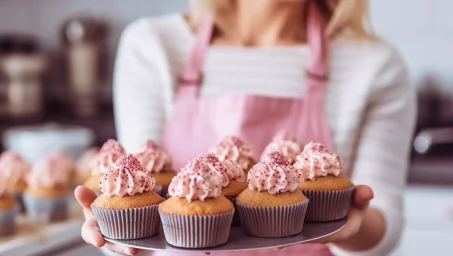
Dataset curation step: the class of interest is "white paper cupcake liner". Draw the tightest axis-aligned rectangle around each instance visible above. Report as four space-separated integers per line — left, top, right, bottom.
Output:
159 211 234 248
236 199 309 238
92 204 161 240
226 196 241 226
23 194 70 223
0 207 17 236
301 186 355 222
10 191 25 213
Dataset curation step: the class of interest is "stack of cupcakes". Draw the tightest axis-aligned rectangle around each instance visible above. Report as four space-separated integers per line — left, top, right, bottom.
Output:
0 176 17 236
236 151 309 237
210 136 256 173
133 140 176 197
159 153 235 248
84 139 126 195
24 151 74 223
0 151 30 212
91 154 164 239
262 131 303 164
294 142 354 222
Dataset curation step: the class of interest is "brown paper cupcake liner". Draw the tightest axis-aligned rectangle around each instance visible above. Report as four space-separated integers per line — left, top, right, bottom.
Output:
10 191 25 213
0 207 17 236
226 196 241 226
23 194 69 223
302 186 355 222
154 185 169 198
159 210 234 248
236 199 309 238
92 204 160 240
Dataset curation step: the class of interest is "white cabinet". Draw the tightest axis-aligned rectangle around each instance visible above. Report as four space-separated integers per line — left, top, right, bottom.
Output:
392 186 453 256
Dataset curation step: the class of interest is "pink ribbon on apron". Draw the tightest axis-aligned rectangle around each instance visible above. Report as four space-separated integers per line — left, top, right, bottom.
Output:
160 1 335 255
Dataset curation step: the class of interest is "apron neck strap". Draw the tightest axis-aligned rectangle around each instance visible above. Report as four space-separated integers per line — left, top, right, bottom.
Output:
306 1 328 82
179 15 214 86
179 1 328 87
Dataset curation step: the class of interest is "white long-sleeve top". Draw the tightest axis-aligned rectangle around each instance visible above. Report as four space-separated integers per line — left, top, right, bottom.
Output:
113 14 416 256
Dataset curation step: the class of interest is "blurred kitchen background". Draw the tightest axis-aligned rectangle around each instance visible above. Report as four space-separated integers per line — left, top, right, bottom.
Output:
0 0 452 255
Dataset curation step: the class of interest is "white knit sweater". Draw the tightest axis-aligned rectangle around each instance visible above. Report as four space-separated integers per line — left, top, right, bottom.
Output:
113 14 416 256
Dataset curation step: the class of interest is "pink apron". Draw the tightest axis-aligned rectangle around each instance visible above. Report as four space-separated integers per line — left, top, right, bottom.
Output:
160 1 334 255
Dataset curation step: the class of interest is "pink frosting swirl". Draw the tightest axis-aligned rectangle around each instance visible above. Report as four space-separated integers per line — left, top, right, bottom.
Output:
223 160 245 182
75 148 99 177
247 151 301 194
262 131 303 164
294 142 344 181
133 140 172 173
209 136 254 170
181 153 229 187
100 154 155 197
27 152 74 189
169 153 227 202
91 139 126 175
0 151 30 185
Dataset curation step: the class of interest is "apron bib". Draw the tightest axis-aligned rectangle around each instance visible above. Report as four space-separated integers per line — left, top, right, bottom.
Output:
161 1 334 255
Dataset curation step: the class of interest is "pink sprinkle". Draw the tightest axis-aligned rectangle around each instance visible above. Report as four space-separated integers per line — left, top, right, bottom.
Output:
262 151 289 166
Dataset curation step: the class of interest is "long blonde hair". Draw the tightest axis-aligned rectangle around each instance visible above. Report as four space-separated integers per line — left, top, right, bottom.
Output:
189 0 372 40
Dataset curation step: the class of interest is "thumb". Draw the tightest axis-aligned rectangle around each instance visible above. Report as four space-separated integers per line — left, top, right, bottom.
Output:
75 185 98 217
353 185 373 209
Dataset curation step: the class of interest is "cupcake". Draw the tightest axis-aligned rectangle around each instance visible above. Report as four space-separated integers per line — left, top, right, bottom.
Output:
210 136 256 173
91 154 164 239
0 151 30 212
84 139 125 195
236 151 308 238
184 153 246 226
133 140 175 197
159 154 235 248
294 142 354 222
72 147 99 185
0 177 17 236
24 152 73 223
262 131 303 164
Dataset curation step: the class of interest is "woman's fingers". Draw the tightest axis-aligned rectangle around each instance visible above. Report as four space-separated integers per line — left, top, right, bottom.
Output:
81 218 105 247
74 185 97 218
104 242 140 256
353 185 373 209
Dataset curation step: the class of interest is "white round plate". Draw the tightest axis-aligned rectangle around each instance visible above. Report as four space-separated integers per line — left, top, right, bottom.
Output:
105 218 347 252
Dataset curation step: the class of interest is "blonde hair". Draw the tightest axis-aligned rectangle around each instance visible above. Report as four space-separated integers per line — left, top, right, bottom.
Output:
189 0 373 40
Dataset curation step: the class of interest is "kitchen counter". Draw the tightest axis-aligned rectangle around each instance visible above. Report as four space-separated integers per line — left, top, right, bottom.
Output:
392 185 453 256
0 198 84 256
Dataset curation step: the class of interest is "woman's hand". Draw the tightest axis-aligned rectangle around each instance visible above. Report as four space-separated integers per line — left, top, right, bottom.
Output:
318 185 374 244
74 186 140 256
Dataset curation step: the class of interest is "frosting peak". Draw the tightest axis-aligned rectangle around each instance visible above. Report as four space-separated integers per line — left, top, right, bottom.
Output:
181 153 229 187
27 152 73 189
76 148 98 177
0 151 30 185
209 136 254 170
169 153 225 202
294 142 344 181
133 140 172 173
91 139 126 175
100 154 155 197
247 151 300 194
262 131 303 164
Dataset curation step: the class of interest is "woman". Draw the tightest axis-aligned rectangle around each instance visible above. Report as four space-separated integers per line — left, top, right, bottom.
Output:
75 0 416 255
